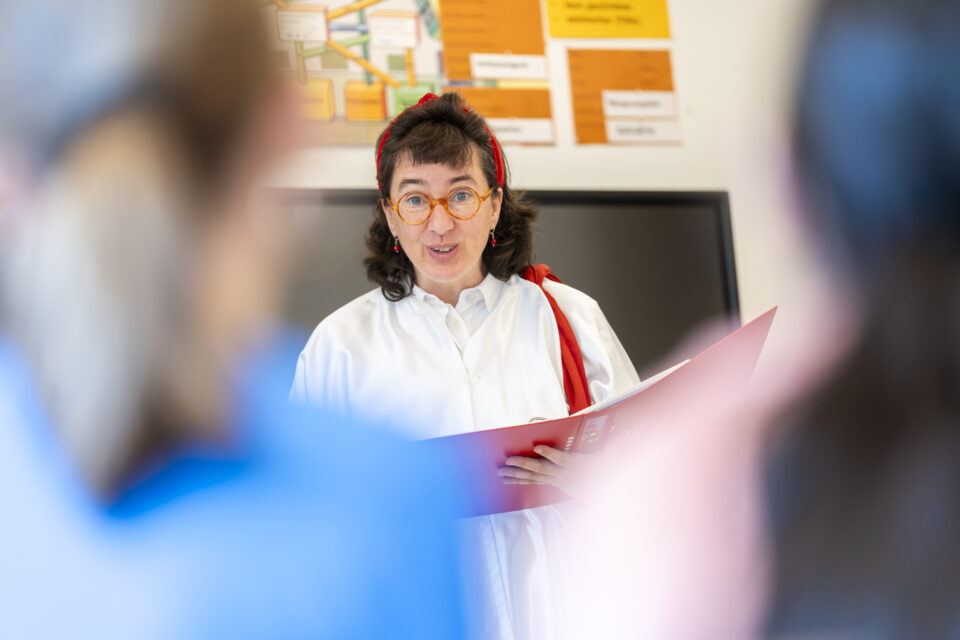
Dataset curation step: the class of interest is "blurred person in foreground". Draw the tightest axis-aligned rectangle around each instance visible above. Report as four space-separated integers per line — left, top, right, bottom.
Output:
564 0 960 637
763 0 960 636
0 1 464 638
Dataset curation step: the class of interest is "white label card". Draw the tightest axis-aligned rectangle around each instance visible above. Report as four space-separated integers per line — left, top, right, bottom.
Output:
602 90 677 118
277 8 329 42
605 119 682 143
469 54 548 80
369 14 419 48
486 118 554 144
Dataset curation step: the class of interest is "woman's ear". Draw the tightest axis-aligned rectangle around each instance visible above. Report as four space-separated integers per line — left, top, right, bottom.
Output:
382 198 398 237
491 187 503 227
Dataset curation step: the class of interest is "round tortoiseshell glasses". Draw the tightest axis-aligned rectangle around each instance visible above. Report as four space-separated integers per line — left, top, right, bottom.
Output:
386 186 496 225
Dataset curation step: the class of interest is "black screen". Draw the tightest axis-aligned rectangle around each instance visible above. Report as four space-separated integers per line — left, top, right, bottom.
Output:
280 189 739 378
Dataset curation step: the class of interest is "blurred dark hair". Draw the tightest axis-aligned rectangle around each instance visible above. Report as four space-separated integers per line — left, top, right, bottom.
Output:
767 0 960 636
364 92 537 301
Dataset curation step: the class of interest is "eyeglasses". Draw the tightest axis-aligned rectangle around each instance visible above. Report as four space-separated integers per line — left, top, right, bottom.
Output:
386 186 496 225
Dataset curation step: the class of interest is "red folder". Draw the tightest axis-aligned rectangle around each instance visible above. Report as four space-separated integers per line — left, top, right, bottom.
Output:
421 307 778 517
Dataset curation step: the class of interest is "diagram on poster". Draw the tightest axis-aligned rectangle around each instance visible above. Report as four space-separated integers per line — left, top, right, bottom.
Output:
264 1 677 147
265 0 554 145
567 48 681 145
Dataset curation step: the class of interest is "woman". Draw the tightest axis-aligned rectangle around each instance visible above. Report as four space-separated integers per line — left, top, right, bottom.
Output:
292 92 640 638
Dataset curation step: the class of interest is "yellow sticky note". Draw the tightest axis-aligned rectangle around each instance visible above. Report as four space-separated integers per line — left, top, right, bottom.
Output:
303 78 335 120
546 0 671 39
345 81 387 121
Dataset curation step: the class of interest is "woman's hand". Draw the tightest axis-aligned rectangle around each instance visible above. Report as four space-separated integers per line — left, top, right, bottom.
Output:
497 445 591 495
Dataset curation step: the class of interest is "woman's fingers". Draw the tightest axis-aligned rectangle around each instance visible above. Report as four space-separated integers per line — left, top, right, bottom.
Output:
499 449 584 487
501 477 546 485
497 464 555 485
532 445 574 467
503 455 559 476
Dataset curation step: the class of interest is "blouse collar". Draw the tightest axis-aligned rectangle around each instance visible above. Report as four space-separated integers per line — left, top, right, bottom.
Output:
411 272 507 312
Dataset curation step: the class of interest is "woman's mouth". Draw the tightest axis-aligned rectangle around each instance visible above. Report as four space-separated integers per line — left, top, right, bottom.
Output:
428 244 459 260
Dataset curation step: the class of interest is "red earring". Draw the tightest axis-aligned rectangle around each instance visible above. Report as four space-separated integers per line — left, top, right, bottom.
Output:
393 236 400 253
489 230 497 247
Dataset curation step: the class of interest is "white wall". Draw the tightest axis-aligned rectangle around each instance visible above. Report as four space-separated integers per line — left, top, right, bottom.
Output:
270 0 825 360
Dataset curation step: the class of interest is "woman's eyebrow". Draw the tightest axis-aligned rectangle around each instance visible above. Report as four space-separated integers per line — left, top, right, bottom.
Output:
447 174 476 185
397 177 425 190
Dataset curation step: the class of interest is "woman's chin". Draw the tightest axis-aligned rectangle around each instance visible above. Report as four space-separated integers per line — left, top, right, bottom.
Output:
416 254 465 280
419 267 465 287
415 262 484 294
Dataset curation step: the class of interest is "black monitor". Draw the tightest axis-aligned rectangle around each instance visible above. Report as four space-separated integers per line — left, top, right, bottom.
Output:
280 189 739 378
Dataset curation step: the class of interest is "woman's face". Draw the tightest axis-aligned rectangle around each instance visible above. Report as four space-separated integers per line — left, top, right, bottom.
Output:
384 146 502 304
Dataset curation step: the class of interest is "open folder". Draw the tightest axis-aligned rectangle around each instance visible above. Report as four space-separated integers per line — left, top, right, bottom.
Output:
421 307 778 517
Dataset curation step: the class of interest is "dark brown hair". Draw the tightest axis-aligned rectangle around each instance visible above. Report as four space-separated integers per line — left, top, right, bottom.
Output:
364 92 537 301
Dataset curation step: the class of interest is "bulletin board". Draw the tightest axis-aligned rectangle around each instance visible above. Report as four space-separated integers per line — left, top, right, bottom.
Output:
265 0 679 146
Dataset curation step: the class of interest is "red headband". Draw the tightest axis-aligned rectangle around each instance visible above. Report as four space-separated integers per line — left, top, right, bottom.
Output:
376 92 505 192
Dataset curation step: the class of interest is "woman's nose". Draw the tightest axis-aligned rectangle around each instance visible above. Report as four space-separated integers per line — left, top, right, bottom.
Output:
426 202 455 235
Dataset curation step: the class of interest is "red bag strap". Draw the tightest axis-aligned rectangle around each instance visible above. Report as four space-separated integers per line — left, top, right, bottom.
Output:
521 264 592 414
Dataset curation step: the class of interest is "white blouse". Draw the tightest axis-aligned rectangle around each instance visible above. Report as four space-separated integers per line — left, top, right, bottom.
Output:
292 272 639 639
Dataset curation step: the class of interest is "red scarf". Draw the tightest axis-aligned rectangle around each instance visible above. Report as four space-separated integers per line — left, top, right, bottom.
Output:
521 264 592 414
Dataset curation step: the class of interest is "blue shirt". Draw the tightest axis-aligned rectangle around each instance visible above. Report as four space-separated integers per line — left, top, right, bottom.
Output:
0 333 465 639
